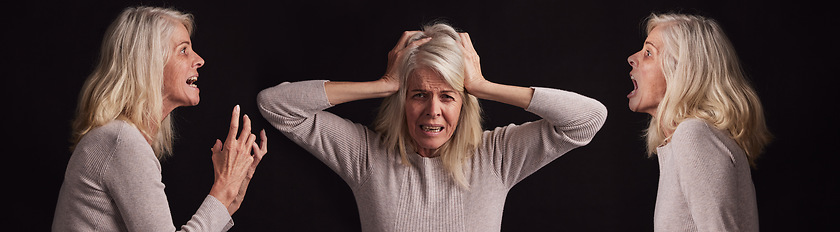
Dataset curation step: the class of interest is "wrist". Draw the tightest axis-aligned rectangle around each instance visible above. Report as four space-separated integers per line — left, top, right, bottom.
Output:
465 79 493 99
374 78 400 97
208 183 236 207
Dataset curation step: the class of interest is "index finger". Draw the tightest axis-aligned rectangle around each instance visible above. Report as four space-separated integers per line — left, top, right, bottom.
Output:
394 30 422 50
459 32 475 52
226 105 241 143
238 114 253 143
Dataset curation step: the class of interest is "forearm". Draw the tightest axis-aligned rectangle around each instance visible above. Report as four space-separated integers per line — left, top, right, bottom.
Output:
180 195 234 232
208 183 237 214
467 80 534 109
324 79 398 105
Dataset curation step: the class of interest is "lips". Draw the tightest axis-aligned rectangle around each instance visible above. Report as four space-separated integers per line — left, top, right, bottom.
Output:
627 75 638 98
186 76 198 88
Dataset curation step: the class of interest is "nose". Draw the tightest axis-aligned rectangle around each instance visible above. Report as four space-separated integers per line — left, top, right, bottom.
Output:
424 97 442 118
194 53 205 68
627 52 638 67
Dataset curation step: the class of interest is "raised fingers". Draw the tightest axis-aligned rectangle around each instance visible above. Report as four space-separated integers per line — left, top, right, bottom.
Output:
254 129 267 157
226 105 241 143
259 129 267 155
252 130 268 160
238 114 253 143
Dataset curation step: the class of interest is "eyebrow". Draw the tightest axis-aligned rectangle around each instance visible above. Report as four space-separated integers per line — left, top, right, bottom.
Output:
409 89 457 93
644 41 658 49
175 41 191 47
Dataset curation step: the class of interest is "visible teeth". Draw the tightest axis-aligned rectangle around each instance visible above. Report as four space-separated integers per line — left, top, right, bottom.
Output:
186 77 198 87
421 125 443 132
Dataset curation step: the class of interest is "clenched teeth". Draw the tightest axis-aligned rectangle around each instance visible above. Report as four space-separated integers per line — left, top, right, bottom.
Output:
421 125 443 132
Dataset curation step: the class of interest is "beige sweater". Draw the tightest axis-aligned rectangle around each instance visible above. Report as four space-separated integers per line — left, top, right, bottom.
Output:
53 120 233 232
257 80 607 231
654 118 759 231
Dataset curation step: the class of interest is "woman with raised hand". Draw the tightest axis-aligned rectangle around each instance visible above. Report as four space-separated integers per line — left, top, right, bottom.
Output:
53 6 268 232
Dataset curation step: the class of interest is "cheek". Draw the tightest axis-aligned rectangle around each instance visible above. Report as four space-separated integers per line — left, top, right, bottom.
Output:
162 75 176 94
445 105 462 128
648 75 667 99
404 103 421 122
162 64 179 88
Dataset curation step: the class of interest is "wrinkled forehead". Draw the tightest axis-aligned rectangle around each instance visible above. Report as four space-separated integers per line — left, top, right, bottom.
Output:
407 67 455 92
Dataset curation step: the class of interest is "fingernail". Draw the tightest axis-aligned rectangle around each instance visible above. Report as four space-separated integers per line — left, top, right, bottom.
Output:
235 105 240 111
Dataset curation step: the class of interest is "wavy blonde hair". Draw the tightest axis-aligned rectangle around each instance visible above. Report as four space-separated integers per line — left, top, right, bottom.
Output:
644 13 772 166
374 23 483 188
71 6 195 159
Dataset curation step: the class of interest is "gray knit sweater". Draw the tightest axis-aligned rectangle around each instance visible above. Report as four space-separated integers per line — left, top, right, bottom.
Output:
53 120 234 232
257 80 607 231
654 118 759 232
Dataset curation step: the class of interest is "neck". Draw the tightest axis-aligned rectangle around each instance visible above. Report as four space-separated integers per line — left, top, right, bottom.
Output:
416 147 440 158
162 102 177 121
143 106 175 146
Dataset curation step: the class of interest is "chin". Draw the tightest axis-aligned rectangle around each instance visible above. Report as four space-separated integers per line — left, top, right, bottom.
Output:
411 137 446 150
188 91 200 106
628 99 640 112
417 141 444 150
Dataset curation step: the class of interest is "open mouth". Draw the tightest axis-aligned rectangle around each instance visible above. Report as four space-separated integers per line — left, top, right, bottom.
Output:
186 76 198 88
420 125 443 133
627 75 638 97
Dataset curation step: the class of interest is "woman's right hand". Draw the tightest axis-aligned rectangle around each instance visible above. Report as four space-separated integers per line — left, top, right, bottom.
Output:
324 31 431 105
381 31 432 91
208 105 256 215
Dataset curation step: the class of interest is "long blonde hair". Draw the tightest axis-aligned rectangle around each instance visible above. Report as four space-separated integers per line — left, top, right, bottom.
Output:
374 23 483 188
644 13 772 166
71 6 195 159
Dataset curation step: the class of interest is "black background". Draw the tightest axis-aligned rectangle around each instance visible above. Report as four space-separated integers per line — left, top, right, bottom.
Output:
8 0 836 231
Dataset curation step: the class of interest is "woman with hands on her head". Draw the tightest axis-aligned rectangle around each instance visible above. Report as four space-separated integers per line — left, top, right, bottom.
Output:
53 6 267 232
257 23 607 231
626 13 771 231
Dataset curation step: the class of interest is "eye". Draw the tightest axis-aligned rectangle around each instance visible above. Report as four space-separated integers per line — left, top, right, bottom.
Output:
441 94 456 102
412 93 426 99
645 50 652 57
180 47 187 54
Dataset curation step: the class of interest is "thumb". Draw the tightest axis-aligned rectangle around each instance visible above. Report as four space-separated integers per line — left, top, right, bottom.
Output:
211 139 223 153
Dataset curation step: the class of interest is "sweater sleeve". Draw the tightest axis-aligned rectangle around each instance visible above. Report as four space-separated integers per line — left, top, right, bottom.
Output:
670 119 747 231
256 80 372 187
484 87 607 187
104 122 233 232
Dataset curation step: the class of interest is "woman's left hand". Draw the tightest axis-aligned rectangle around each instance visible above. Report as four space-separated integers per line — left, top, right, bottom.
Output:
459 32 489 93
458 32 535 109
